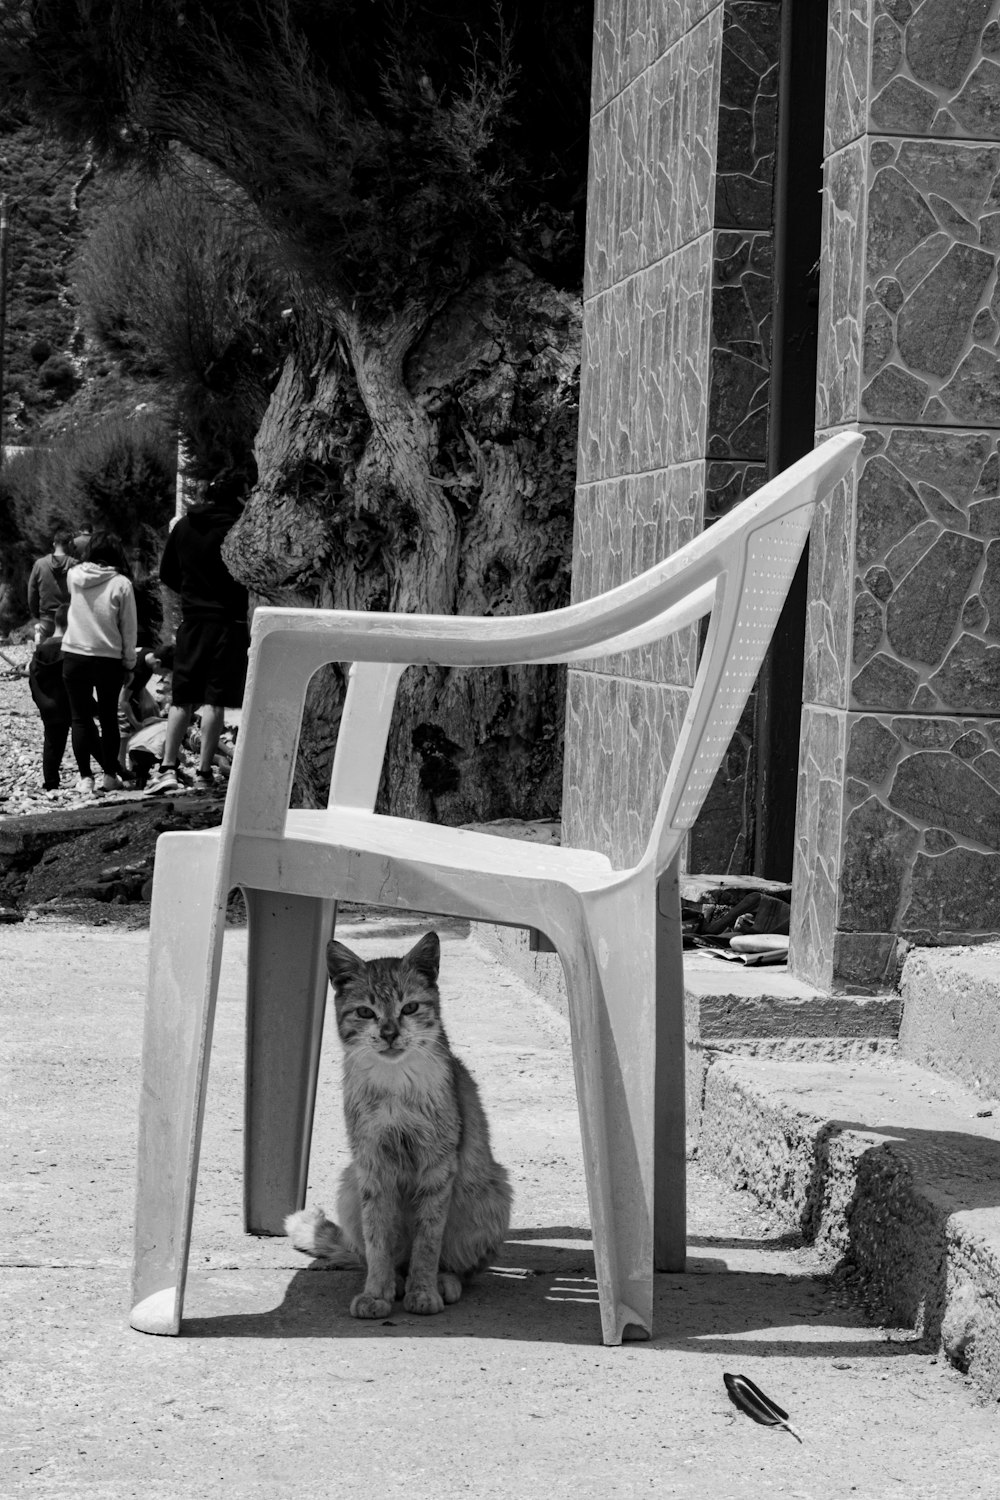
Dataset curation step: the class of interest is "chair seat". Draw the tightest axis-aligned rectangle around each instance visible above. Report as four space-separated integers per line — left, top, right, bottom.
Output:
229 808 623 922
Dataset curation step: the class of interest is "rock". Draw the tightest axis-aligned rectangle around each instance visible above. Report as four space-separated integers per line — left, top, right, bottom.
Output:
839 797 920 932
861 363 929 421
905 0 992 90
846 717 900 784
852 652 919 708
856 456 928 567
890 749 1000 846
896 244 994 378
99 832 131 854
73 881 118 902
941 1283 982 1372
885 533 984 666
866 167 937 276
942 346 1000 424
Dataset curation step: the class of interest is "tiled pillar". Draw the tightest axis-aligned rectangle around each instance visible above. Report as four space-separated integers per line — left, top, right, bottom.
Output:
565 0 781 869
791 0 1000 990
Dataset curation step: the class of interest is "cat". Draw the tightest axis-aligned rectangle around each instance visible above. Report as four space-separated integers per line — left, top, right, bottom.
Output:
285 930 512 1319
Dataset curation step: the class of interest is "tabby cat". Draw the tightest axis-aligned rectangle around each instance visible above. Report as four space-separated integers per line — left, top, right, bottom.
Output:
285 931 511 1318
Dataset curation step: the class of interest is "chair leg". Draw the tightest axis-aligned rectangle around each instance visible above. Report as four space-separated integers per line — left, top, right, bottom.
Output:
130 832 227 1335
552 890 657 1346
243 892 336 1234
655 855 687 1271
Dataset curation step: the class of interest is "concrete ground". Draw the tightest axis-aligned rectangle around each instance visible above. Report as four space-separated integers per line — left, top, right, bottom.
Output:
3 912 998 1499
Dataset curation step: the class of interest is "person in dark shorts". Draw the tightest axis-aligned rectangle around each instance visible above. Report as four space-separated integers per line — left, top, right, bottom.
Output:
145 479 249 795
28 603 72 795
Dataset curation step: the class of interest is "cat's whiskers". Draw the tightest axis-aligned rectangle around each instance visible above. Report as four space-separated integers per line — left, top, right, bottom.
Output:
346 1037 449 1096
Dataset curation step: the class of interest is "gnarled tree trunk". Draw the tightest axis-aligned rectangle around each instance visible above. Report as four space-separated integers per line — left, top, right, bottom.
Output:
223 258 581 820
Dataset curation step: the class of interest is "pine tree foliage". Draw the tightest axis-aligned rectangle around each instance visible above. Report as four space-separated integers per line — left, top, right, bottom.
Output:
0 1 591 314
76 163 291 473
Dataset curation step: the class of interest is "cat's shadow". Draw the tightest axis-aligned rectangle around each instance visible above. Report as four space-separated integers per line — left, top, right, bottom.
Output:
184 1228 607 1344
180 1228 903 1357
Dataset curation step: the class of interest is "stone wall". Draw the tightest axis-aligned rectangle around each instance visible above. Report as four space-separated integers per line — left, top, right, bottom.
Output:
792 0 1000 989
565 0 781 871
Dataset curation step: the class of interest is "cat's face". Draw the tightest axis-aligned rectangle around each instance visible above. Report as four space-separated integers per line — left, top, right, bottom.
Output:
327 932 443 1062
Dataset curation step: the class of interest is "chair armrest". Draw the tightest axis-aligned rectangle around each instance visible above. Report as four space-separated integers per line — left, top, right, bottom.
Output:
250 579 719 670
250 433 860 671
251 554 721 670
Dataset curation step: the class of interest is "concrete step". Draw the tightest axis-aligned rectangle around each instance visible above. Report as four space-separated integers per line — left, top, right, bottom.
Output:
684 947 901 1040
698 1047 1000 1396
900 941 1000 1098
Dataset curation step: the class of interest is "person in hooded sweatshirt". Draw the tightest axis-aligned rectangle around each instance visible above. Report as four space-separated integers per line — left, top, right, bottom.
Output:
27 530 77 643
61 530 138 797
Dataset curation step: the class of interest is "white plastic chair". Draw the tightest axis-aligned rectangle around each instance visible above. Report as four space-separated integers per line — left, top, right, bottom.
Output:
129 432 862 1345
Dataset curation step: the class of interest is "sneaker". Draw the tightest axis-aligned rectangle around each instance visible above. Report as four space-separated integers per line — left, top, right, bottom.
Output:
75 776 95 797
102 773 127 793
144 764 181 796
193 770 215 793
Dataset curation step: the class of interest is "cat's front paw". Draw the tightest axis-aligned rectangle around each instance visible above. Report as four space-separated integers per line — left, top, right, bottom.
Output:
351 1292 394 1319
403 1283 445 1315
438 1272 463 1305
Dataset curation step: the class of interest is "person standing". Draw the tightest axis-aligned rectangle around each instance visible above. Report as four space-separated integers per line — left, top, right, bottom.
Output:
28 602 72 796
145 480 249 795
62 530 138 797
27 530 77 643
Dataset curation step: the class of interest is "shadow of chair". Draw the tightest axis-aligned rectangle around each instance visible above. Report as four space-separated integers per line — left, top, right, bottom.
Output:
129 431 863 1345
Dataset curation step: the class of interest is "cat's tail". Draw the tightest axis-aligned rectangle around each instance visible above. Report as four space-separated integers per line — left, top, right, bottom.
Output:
284 1206 362 1267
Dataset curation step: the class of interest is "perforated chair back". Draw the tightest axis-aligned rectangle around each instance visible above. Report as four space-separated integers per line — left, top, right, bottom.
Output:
647 467 828 874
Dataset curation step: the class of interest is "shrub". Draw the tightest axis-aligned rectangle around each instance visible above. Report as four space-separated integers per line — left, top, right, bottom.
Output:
37 353 78 391
75 161 289 475
0 413 176 628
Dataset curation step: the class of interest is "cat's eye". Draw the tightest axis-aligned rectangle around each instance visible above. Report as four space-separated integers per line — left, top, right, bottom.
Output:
353 1006 376 1019
400 1001 420 1015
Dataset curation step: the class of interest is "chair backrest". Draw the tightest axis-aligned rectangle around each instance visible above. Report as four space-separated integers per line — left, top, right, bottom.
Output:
638 432 863 876
224 433 860 859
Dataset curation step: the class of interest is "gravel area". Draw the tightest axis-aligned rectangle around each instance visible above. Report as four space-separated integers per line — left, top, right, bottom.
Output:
0 642 235 818
0 642 242 924
0 642 85 816
0 642 160 817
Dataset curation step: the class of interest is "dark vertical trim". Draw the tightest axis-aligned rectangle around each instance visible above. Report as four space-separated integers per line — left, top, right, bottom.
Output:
0 197 8 466
753 0 828 879
654 856 686 1272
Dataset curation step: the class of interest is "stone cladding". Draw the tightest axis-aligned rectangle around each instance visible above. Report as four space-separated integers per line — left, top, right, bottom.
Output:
793 0 1000 989
566 0 780 872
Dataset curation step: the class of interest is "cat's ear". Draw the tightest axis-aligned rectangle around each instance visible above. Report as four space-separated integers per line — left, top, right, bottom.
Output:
327 940 365 989
405 931 440 983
